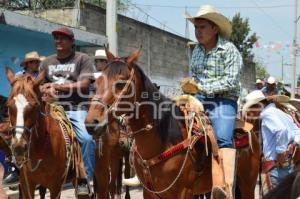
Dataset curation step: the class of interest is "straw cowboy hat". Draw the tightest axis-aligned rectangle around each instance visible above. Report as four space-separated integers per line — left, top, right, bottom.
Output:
21 51 41 67
185 5 232 38
93 49 107 60
242 90 290 116
256 79 263 84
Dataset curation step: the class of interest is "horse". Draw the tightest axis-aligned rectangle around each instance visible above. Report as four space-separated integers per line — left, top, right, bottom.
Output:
88 114 131 199
5 67 87 199
85 49 260 199
262 167 300 199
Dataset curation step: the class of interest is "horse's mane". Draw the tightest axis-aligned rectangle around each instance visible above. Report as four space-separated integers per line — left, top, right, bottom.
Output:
105 60 183 145
263 168 300 199
0 95 8 122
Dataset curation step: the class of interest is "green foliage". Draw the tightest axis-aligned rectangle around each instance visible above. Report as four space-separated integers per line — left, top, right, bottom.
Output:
0 0 131 11
255 59 269 79
229 13 266 78
230 13 257 64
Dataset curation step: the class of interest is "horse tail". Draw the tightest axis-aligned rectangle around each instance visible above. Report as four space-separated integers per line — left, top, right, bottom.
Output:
263 169 299 199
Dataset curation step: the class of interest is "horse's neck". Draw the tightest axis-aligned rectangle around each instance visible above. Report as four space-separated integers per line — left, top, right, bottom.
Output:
129 107 165 159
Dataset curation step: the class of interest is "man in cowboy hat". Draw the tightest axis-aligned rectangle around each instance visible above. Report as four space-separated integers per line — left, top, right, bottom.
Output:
255 79 264 90
243 90 295 192
185 5 242 198
262 76 280 96
40 27 96 196
15 51 41 78
94 49 107 72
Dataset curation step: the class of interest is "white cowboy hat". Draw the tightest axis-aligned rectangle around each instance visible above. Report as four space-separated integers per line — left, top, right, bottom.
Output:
21 51 41 67
267 76 276 84
242 90 290 116
93 49 106 60
185 5 232 38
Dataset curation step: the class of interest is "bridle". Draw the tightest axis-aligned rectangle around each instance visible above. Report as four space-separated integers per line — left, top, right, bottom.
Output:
90 58 153 137
6 101 46 170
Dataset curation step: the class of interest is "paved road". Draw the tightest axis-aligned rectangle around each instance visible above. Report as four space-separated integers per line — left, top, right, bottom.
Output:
7 182 260 199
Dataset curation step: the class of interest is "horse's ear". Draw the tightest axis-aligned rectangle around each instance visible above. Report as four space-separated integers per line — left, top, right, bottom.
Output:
105 46 115 62
126 48 141 68
34 68 47 87
5 67 15 85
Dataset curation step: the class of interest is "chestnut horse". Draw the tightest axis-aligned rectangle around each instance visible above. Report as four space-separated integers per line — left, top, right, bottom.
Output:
5 67 86 199
85 49 260 199
89 116 131 199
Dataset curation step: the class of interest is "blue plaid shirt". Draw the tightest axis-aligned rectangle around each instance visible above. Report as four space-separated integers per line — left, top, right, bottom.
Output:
190 36 242 99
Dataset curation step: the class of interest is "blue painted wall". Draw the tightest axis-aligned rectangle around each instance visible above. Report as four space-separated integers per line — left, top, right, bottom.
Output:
0 24 93 97
0 24 55 97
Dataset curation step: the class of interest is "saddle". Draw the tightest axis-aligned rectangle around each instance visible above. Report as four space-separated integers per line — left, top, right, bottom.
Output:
234 119 254 150
48 103 86 181
173 95 219 157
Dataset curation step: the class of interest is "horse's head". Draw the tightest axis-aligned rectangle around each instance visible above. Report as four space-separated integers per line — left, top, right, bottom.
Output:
85 48 142 136
5 67 46 164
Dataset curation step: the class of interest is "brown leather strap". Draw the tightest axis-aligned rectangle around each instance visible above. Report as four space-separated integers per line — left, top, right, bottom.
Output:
206 126 219 157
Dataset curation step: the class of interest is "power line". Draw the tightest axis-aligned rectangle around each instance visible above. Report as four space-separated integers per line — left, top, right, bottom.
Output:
134 3 300 10
128 3 185 37
250 0 291 37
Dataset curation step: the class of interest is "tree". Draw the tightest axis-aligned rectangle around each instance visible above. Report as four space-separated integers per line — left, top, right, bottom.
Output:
229 13 267 80
255 60 269 79
230 13 257 65
0 0 131 11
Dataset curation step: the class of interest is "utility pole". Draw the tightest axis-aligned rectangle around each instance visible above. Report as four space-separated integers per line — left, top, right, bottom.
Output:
106 0 118 55
282 56 284 81
292 0 298 98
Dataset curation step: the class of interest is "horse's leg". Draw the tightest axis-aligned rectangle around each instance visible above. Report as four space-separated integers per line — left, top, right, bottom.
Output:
49 186 62 199
19 171 35 199
94 151 110 199
109 147 122 198
124 150 131 199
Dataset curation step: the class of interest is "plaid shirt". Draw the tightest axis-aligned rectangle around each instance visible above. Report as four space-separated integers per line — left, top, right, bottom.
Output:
190 36 242 99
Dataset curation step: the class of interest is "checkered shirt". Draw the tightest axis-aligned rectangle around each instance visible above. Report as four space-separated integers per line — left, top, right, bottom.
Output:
190 36 243 100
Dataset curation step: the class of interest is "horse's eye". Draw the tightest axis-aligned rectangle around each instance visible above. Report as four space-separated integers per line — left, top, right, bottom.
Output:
115 82 126 90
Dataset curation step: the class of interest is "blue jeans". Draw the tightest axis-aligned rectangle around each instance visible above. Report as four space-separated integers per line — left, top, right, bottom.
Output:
196 95 237 148
269 165 293 188
66 111 96 179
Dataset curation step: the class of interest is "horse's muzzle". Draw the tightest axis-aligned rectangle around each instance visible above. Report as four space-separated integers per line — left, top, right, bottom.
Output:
85 119 108 137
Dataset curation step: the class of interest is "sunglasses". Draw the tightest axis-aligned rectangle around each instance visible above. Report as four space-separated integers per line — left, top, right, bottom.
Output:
27 60 40 64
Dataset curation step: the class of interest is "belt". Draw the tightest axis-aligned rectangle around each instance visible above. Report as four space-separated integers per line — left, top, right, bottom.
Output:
262 160 290 173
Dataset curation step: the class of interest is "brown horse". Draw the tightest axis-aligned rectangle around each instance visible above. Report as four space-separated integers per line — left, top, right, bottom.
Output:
88 115 131 199
85 49 260 199
5 67 86 199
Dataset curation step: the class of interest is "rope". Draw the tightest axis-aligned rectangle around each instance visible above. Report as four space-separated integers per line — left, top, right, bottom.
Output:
133 143 191 195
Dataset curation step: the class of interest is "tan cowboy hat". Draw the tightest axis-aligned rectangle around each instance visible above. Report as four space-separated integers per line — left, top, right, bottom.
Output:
242 90 290 116
93 49 107 60
185 5 232 38
21 51 41 67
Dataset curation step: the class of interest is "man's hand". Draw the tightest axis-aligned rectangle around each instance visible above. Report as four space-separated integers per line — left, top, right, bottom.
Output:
277 152 288 167
40 83 58 102
180 77 200 95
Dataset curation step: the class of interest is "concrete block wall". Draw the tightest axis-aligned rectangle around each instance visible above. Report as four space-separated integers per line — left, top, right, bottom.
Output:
17 3 255 97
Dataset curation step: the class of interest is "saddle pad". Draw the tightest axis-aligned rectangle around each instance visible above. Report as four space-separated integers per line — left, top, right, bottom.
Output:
49 103 74 143
173 94 204 113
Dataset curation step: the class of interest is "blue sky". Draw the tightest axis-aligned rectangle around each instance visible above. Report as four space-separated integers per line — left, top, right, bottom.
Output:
124 0 299 84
